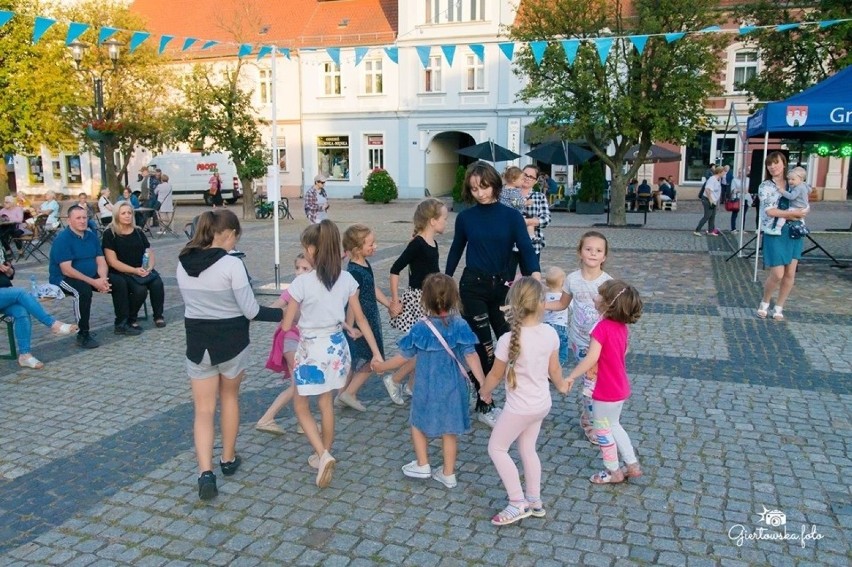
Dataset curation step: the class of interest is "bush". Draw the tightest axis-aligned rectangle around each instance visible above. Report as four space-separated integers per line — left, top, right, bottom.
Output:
452 165 466 202
578 162 605 203
362 168 398 204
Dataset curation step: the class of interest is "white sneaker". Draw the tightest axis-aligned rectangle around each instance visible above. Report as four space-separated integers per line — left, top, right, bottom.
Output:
383 375 405 406
336 391 366 412
402 460 431 479
403 383 413 397
477 408 500 428
432 469 458 488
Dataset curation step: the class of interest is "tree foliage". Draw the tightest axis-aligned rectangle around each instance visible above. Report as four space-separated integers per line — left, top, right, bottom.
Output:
510 0 728 225
735 0 851 103
168 62 267 219
362 168 398 204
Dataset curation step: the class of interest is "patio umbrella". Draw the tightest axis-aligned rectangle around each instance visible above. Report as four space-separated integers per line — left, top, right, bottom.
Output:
624 144 682 163
526 140 594 166
456 141 521 163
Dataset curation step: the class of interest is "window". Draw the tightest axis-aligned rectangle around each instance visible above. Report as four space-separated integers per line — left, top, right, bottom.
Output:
51 157 61 180
323 62 341 96
425 0 439 23
363 59 383 94
424 55 443 92
732 51 758 92
65 155 82 184
470 0 485 20
273 138 287 171
27 156 43 185
317 136 349 180
447 0 462 22
464 54 485 91
367 135 384 170
259 68 272 104
684 132 712 182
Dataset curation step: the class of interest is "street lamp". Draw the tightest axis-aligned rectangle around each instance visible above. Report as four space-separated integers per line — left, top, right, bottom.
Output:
68 38 122 191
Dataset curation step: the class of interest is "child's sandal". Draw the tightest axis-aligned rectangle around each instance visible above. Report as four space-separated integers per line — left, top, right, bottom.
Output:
772 306 784 321
756 302 770 319
621 463 642 479
590 469 626 484
584 427 600 445
527 498 546 518
491 503 531 526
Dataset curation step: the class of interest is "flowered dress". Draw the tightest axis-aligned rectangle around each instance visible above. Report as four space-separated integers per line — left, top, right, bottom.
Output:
400 316 478 437
346 260 385 365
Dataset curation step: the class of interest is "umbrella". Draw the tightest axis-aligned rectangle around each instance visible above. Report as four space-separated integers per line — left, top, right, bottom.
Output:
624 144 682 163
456 141 521 163
526 140 594 166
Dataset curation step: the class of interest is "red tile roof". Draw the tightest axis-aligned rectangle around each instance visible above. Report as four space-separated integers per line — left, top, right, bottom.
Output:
129 0 397 50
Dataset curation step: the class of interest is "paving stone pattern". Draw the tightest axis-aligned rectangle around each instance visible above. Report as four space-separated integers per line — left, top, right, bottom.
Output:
1 199 850 565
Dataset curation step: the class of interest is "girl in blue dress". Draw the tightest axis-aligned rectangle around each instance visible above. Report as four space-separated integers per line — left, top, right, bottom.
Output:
373 273 487 489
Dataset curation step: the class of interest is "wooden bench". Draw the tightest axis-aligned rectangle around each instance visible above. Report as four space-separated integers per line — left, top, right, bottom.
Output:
605 198 648 226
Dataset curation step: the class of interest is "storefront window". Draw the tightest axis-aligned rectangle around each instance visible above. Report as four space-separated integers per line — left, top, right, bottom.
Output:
684 132 712 182
51 157 62 180
65 155 82 184
367 135 384 170
317 136 349 180
28 156 44 185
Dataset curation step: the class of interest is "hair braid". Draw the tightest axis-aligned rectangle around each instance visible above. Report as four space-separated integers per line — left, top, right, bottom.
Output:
506 309 522 390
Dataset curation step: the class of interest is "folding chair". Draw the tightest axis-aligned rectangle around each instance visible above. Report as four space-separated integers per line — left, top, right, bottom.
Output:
13 216 51 262
153 210 179 238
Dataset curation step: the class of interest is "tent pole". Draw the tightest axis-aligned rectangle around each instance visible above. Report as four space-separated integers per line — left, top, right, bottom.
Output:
753 131 769 282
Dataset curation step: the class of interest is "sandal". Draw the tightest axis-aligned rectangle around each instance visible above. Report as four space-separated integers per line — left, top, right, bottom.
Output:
756 302 770 319
621 463 643 479
590 469 626 484
527 498 546 518
51 322 78 336
491 503 531 526
584 427 600 445
154 318 166 328
18 355 44 369
772 307 784 321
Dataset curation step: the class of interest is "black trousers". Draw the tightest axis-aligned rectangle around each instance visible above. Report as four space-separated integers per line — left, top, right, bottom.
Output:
108 272 165 325
59 277 96 332
459 268 510 375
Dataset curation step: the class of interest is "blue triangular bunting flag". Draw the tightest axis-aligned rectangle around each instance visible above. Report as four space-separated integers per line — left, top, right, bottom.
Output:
66 22 89 45
383 46 398 64
416 45 431 68
628 35 648 55
441 45 456 66
819 19 843 29
98 26 119 44
326 47 340 66
354 46 368 67
279 48 290 59
560 39 580 65
498 42 515 61
158 35 174 55
182 38 198 51
699 25 721 33
595 38 613 66
256 46 272 60
530 41 547 66
238 44 252 58
129 31 150 52
665 32 685 43
469 44 484 62
739 26 757 35
776 23 800 32
0 10 14 29
32 16 56 44
201 40 218 50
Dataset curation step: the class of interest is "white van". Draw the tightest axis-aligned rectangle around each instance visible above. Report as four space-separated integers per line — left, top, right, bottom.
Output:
143 152 243 205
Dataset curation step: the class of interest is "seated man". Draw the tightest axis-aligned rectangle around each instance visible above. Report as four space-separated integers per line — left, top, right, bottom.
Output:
48 206 111 349
626 179 638 210
637 179 652 210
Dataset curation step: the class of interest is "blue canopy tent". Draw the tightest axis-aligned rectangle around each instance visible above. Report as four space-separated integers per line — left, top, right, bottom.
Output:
741 67 852 277
746 65 852 142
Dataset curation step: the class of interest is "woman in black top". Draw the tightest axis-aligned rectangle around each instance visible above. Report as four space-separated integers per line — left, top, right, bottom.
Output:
102 202 166 333
445 162 540 427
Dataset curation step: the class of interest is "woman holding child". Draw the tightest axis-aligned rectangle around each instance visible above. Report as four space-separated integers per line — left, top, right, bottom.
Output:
755 151 808 321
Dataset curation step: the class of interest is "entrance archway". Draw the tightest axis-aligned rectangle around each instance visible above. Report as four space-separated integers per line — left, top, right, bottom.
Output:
425 131 475 197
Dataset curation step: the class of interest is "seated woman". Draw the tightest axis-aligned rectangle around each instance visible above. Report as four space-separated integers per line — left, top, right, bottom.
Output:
0 249 77 368
0 196 27 257
97 187 114 227
102 202 166 334
39 191 61 229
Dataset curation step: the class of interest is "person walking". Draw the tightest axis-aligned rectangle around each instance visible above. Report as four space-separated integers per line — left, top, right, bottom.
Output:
694 166 724 236
304 175 330 224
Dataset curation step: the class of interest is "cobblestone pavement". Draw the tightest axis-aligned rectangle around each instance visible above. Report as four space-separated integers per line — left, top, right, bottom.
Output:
1 198 850 566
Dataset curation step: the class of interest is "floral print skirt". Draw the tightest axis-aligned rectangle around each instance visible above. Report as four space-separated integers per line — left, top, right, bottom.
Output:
293 325 351 396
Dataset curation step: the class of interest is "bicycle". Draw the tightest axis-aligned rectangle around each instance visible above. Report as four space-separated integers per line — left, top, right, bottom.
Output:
254 196 290 220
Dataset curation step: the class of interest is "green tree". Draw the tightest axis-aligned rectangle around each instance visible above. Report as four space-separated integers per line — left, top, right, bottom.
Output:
61 0 173 195
735 0 851 102
0 0 79 194
510 0 728 225
168 62 267 219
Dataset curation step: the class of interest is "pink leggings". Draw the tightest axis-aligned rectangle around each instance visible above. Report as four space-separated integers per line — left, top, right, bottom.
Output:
487 407 550 503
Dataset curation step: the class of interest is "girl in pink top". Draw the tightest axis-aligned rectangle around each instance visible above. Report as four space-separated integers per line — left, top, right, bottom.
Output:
256 254 312 434
566 279 643 484
480 277 575 526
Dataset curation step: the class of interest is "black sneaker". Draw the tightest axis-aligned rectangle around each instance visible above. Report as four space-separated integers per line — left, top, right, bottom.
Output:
76 332 100 349
198 471 218 500
220 455 242 476
114 324 143 336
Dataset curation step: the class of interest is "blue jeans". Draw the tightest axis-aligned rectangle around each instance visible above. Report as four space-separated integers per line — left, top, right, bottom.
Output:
546 323 569 366
0 287 55 355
